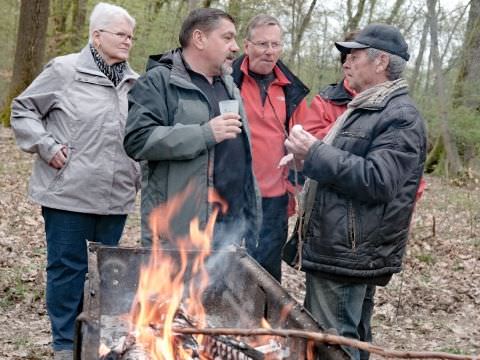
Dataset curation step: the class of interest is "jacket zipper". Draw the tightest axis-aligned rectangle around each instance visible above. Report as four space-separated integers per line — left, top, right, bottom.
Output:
348 200 357 250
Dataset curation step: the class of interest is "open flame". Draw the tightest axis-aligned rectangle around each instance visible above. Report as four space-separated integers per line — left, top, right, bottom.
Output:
126 185 226 359
96 183 318 359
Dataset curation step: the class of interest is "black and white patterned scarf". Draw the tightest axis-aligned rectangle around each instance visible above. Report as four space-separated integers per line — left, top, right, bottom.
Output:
89 43 127 86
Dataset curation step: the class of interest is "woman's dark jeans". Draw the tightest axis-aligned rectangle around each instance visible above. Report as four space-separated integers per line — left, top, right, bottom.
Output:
42 207 126 351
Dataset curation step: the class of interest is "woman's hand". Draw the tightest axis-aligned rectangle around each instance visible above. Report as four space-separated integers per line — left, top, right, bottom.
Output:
49 146 68 169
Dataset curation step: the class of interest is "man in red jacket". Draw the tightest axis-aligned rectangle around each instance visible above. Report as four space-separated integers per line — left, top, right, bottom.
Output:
232 14 309 282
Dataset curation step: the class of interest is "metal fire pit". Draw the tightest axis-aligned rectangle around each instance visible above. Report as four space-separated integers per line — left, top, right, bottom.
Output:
75 243 348 360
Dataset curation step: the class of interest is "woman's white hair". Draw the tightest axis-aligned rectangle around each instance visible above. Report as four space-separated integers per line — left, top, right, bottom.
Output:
88 2 135 43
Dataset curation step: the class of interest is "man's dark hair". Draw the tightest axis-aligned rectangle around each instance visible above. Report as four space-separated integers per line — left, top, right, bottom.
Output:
179 8 235 48
340 30 359 64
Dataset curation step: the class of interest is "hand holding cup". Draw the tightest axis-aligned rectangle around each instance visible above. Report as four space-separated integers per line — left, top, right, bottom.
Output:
210 100 242 143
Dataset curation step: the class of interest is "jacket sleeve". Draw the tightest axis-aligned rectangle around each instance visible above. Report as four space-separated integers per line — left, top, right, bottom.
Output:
10 60 64 163
124 70 216 161
302 95 341 139
303 105 425 203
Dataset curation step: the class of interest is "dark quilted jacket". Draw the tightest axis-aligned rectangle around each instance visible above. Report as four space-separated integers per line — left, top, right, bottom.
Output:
301 86 427 284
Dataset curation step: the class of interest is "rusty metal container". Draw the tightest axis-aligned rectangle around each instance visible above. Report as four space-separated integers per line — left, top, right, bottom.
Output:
75 243 347 360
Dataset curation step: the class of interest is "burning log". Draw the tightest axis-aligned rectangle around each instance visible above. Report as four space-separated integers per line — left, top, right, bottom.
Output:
99 306 268 360
202 336 265 360
99 335 151 360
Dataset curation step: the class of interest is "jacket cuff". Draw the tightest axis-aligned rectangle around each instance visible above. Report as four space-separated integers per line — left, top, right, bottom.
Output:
40 140 63 164
304 140 324 176
201 123 217 149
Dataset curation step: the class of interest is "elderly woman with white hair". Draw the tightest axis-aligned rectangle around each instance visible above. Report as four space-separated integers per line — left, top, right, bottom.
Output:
10 3 139 358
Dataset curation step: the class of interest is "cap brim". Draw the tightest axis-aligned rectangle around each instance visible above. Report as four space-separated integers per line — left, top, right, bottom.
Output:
335 41 370 53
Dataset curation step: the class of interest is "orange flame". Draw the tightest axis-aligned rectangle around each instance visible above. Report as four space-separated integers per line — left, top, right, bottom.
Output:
127 184 223 359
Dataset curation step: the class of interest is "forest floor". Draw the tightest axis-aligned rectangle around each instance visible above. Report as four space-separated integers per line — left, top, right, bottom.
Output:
0 125 479 359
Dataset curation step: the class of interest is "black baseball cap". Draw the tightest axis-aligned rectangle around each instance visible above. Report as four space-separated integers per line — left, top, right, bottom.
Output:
335 24 410 61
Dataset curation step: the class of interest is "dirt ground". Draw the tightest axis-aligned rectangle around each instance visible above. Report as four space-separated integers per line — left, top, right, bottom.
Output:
0 126 479 359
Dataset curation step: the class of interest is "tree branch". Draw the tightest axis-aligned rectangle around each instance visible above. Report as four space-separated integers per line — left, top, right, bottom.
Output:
165 327 478 360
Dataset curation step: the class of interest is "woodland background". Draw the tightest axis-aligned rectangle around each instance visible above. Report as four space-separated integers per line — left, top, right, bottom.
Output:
0 0 480 177
0 0 479 359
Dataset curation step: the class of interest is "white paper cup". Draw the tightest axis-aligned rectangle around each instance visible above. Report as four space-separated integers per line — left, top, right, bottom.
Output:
219 100 239 115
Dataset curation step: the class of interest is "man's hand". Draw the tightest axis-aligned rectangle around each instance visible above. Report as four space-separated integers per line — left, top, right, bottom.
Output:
278 153 304 171
209 113 242 143
49 146 68 169
284 125 317 161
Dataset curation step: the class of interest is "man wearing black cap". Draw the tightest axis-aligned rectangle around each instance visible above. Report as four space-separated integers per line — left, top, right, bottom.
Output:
283 24 426 360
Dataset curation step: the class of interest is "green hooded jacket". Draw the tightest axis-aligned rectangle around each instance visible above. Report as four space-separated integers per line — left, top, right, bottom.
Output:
124 49 261 246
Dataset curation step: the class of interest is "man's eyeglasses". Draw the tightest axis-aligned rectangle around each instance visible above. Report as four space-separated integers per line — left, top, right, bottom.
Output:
99 29 135 42
248 40 283 51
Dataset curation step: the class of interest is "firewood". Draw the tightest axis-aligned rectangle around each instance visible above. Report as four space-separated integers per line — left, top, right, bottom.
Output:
163 327 479 360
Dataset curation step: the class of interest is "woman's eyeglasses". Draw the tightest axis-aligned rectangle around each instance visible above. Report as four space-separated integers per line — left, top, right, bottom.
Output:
99 29 135 42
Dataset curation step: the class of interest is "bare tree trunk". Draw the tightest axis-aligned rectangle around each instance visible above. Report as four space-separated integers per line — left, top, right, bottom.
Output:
367 0 377 23
386 0 406 23
149 0 173 15
227 0 241 19
440 3 469 65
48 0 73 58
409 16 429 92
0 0 50 127
453 0 480 109
452 0 480 169
70 0 87 50
426 0 462 176
287 0 299 68
319 15 329 70
288 0 317 68
424 44 433 94
345 0 367 33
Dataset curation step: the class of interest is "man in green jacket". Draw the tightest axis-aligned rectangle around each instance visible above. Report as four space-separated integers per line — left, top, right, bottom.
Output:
124 8 261 248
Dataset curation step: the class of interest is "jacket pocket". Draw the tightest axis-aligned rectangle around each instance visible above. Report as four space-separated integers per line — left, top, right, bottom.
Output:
74 73 112 87
48 147 74 191
339 130 370 140
335 130 371 156
131 160 141 192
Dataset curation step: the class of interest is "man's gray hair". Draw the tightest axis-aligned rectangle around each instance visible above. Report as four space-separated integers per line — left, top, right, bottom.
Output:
366 48 406 80
245 14 283 39
89 2 135 43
